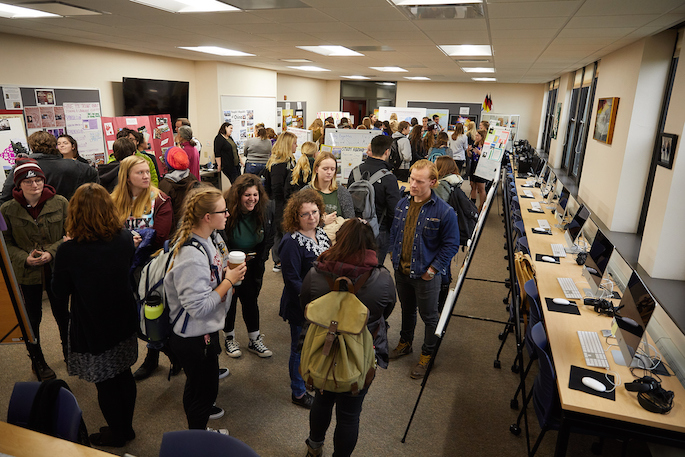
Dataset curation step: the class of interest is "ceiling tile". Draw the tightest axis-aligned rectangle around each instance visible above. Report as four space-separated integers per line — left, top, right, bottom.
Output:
412 18 487 32
487 1 581 18
575 0 684 17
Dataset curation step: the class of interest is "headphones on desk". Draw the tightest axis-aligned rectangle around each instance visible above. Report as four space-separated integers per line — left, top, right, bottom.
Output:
625 376 674 414
575 251 588 265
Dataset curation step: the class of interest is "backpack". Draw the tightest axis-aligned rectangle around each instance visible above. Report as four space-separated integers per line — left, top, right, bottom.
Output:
514 251 536 329
300 272 376 395
137 238 217 343
447 186 479 246
388 137 402 171
348 166 390 237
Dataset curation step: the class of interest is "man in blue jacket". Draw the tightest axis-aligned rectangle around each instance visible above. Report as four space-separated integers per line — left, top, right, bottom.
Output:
388 160 459 379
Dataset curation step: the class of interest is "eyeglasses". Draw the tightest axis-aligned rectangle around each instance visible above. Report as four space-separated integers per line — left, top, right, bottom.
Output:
299 209 319 219
210 209 230 215
21 178 43 186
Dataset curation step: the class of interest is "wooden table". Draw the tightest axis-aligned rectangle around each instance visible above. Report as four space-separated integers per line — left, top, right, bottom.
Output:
512 177 685 454
0 421 115 457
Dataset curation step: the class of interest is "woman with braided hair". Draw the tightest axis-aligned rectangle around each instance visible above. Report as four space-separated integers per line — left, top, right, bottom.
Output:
164 186 246 430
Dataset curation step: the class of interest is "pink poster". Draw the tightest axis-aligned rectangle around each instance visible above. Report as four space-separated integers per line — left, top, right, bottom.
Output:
53 106 65 127
25 107 41 129
39 107 56 128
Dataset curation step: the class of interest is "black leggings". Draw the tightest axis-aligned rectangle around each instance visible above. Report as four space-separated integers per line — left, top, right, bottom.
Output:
95 369 136 439
309 388 368 457
224 258 265 334
20 265 68 345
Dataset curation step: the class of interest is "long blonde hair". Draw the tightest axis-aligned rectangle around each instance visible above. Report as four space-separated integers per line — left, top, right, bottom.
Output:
308 118 323 131
266 131 296 171
291 141 317 185
311 151 338 192
451 122 464 141
169 186 223 260
111 155 160 224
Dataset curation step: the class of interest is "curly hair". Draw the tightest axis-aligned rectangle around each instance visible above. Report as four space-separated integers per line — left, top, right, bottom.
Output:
224 173 269 234
28 131 58 155
282 188 324 234
66 183 122 242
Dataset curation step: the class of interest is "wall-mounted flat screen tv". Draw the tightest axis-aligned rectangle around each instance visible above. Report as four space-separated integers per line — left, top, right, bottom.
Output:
123 77 189 122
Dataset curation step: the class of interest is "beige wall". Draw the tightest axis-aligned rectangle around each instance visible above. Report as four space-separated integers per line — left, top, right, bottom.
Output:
395 81 545 142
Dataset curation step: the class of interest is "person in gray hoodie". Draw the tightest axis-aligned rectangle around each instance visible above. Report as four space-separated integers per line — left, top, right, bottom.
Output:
165 187 246 430
391 121 412 182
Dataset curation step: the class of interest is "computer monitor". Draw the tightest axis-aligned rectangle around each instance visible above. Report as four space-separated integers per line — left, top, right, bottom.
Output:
603 250 632 298
557 194 579 224
581 229 614 297
611 272 657 368
564 205 590 248
539 164 551 185
533 158 546 177
554 186 570 216
542 171 556 201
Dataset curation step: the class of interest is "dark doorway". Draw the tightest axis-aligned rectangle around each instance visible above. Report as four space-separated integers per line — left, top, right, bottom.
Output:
342 100 366 126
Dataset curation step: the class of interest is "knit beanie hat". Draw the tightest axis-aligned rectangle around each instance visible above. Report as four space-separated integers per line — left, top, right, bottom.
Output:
13 158 45 188
165 146 189 171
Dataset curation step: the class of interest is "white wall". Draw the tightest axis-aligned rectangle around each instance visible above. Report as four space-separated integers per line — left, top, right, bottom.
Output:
277 74 331 125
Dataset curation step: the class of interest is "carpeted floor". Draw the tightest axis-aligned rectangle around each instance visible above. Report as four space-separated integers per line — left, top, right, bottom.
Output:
0 183 655 456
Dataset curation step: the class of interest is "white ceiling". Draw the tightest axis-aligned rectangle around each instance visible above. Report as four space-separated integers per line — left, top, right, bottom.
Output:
1 0 684 83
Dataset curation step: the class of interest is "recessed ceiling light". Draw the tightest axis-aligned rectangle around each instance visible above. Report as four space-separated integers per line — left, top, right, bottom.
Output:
370 67 407 72
280 59 313 63
0 2 60 18
287 66 330 72
342 75 371 80
438 45 492 57
178 46 254 57
130 0 239 13
462 67 495 73
404 76 431 80
392 0 481 4
472 77 496 82
296 46 363 57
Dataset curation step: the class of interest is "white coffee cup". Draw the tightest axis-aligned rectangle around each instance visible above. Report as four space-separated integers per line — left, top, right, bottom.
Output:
228 251 246 286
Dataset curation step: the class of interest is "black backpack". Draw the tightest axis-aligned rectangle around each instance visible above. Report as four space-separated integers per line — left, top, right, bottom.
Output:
447 187 479 246
388 137 402 171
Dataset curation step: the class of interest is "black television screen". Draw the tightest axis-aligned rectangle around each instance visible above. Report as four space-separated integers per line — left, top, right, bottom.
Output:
122 77 189 122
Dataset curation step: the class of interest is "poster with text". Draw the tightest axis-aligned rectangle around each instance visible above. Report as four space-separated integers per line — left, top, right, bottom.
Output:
53 106 65 127
39 107 56 128
0 110 29 168
63 102 106 164
474 126 510 182
223 109 254 151
24 107 41 129
3 87 22 110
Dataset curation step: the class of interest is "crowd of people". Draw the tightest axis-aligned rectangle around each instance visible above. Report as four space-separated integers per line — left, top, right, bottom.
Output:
2 113 492 456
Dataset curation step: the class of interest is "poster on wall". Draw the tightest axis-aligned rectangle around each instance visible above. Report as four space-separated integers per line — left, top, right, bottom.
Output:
3 86 22 110
223 109 255 150
0 110 29 169
317 112 350 127
35 89 56 106
24 107 41 129
378 107 426 123
63 102 106 165
276 107 282 134
426 109 449 131
474 126 510 182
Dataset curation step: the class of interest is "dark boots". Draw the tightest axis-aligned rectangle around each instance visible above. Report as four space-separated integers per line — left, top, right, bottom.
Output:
132 348 160 381
28 343 56 381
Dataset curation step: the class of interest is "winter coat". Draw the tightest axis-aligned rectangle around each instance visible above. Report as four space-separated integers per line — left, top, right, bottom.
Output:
435 173 464 202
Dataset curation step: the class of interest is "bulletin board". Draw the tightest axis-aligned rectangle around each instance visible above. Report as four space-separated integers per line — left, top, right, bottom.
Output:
277 101 306 130
220 95 277 150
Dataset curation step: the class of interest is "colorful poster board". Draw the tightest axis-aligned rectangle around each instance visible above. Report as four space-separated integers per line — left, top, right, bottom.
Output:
0 110 28 170
316 112 350 127
378 107 427 123
101 114 173 172
474 126 510 182
63 102 106 165
222 109 254 151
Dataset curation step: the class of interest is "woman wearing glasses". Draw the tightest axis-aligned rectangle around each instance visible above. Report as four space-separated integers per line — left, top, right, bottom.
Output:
278 189 331 409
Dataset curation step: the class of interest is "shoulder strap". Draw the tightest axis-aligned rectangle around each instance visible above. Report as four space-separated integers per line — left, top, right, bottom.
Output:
323 270 372 294
368 169 390 185
353 166 362 182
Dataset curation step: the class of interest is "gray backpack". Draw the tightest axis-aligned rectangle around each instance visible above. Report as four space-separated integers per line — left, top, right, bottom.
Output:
348 167 390 237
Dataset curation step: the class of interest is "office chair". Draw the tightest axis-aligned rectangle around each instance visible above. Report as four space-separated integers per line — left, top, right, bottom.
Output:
510 279 543 410
7 381 84 443
159 430 260 457
516 236 530 256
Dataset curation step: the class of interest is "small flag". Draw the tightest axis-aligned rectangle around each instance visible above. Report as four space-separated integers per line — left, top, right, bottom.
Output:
482 94 492 112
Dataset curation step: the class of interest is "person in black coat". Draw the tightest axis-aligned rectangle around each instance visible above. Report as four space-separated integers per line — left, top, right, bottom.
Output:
214 122 241 183
52 183 138 447
346 135 400 264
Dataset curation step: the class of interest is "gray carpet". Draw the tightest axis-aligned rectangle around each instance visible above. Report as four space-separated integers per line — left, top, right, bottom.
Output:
0 183 652 456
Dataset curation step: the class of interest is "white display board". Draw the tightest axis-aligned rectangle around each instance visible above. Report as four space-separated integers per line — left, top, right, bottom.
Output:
323 129 382 148
378 106 426 123
474 126 510 182
286 127 313 157
220 95 277 150
63 102 106 164
317 111 350 127
0 111 28 170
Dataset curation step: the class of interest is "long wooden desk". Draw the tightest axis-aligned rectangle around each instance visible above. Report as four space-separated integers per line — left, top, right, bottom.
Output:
512 176 685 454
0 421 115 457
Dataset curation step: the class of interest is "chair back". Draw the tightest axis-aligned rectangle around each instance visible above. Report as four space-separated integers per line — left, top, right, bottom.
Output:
524 279 542 327
515 236 530 256
531 323 558 429
159 430 260 457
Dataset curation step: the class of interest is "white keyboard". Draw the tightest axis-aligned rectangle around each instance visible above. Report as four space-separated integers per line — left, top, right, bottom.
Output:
524 190 534 198
551 243 567 258
538 219 550 229
558 277 582 299
531 202 541 211
577 331 610 368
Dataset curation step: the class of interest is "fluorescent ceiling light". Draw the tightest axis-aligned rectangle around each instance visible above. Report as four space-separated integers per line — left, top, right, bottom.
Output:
297 46 363 57
287 66 330 72
376 82 396 86
392 0 481 4
404 76 431 80
439 45 492 57
178 46 254 57
280 59 312 63
342 75 371 80
462 67 495 73
130 0 239 13
472 77 496 81
0 2 60 18
370 66 407 72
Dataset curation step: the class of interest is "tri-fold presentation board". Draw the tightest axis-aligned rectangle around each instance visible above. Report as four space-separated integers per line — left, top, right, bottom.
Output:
101 115 174 173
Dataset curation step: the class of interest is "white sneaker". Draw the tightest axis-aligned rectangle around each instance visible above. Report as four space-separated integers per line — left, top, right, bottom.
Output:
218 367 230 379
248 334 273 358
224 336 242 358
207 427 229 435
209 405 224 420
272 263 281 272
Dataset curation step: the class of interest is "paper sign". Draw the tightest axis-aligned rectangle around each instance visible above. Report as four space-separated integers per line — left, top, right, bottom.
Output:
63 102 106 164
126 117 138 125
3 86 22 110
459 107 470 115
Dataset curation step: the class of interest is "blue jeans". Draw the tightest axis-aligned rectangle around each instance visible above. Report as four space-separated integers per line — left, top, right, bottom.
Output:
245 162 266 176
375 229 389 266
289 322 306 397
394 270 441 355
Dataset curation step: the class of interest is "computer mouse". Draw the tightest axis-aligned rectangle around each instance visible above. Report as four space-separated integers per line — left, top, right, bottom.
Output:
582 377 606 392
532 227 548 233
552 298 571 305
541 255 557 263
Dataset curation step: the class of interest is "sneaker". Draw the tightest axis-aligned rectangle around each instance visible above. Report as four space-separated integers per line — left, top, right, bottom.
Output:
292 392 314 409
248 334 273 358
272 263 282 272
305 439 324 457
224 336 242 358
218 367 230 379
209 405 225 420
389 340 413 360
206 427 229 435
410 353 432 379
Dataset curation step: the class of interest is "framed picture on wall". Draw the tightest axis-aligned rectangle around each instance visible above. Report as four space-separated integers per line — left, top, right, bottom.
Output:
593 97 619 144
657 133 677 169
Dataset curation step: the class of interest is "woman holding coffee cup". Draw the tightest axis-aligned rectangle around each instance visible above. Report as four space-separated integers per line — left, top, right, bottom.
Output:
164 186 246 430
220 174 275 359
278 189 331 409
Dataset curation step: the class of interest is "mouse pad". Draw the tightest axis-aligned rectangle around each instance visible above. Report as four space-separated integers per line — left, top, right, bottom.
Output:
545 297 580 315
536 254 559 263
527 208 544 214
531 230 553 236
569 365 616 400
519 194 534 199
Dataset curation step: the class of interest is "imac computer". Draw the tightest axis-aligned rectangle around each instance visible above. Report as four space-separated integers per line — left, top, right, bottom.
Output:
563 204 590 249
556 194 579 225
581 229 614 297
602 248 632 299
611 272 657 369
542 171 556 201
533 159 547 178
553 186 570 216
538 164 551 186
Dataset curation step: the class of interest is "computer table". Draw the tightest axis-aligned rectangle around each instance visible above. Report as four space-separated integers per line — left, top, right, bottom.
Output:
0 421 115 457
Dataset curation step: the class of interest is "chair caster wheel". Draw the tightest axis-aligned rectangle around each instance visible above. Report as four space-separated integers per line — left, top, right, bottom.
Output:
503 297 509 304
510 424 521 436
498 332 506 340
494 360 501 369
510 398 519 409
511 364 520 374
